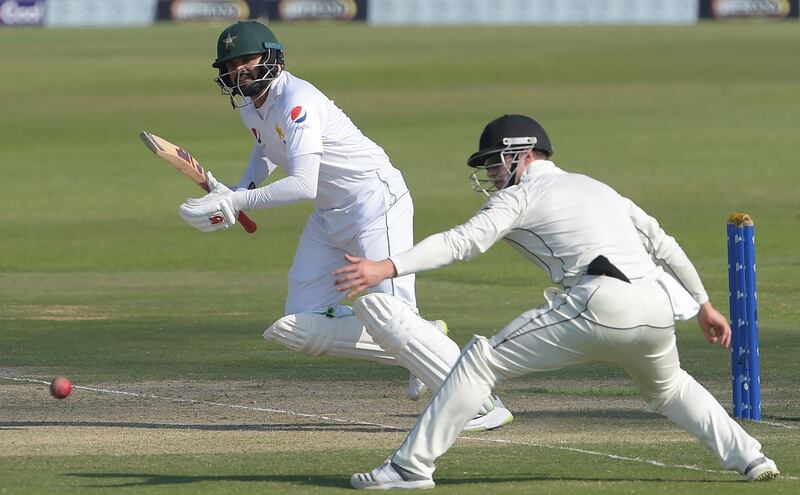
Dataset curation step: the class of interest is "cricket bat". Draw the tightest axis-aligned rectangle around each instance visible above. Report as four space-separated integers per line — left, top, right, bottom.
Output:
139 131 257 233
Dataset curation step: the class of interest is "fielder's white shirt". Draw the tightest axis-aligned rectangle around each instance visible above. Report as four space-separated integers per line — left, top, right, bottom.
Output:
391 160 709 307
230 71 399 212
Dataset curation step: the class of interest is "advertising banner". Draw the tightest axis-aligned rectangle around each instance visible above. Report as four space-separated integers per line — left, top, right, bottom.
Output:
699 0 798 19
165 0 250 22
368 0 699 25
156 0 366 22
0 0 45 26
45 0 157 26
276 0 366 21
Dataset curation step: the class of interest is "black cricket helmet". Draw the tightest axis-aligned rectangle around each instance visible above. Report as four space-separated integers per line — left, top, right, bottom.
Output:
213 21 285 108
467 115 553 195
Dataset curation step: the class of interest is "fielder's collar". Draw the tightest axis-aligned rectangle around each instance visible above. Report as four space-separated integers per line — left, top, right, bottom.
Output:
519 160 564 183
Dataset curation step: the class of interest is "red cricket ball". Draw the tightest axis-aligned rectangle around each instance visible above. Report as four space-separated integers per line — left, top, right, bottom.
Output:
50 376 73 399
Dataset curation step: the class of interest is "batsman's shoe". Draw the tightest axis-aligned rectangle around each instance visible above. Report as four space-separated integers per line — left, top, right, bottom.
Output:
408 320 449 401
462 395 513 432
745 456 780 482
407 373 426 402
351 460 434 490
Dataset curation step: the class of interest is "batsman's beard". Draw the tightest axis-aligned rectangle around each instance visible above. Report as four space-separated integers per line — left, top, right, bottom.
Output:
241 80 269 97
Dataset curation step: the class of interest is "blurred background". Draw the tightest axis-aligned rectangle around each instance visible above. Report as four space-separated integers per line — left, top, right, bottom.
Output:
1 3 799 491
1 0 798 402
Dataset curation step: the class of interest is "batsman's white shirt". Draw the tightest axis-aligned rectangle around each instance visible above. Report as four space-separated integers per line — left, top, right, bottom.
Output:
231 70 415 314
386 160 764 478
233 70 399 214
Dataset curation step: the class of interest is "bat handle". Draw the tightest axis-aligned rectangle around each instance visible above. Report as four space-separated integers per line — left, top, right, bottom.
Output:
201 181 257 233
237 212 258 233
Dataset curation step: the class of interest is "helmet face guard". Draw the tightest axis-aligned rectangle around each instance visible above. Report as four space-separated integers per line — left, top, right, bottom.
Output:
469 137 537 196
212 21 284 108
215 50 284 108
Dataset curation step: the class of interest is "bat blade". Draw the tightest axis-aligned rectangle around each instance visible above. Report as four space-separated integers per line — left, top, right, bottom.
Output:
139 131 257 233
140 131 209 190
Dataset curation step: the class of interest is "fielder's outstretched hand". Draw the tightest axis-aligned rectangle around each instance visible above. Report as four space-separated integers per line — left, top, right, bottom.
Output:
178 171 237 232
333 254 397 298
697 302 731 348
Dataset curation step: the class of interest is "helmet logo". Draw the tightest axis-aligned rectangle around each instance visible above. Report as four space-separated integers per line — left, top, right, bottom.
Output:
223 33 238 50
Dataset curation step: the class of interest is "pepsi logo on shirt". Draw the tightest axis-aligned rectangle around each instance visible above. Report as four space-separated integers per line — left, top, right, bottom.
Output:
290 105 307 124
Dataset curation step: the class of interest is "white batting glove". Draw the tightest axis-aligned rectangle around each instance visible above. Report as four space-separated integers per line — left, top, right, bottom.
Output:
178 171 237 232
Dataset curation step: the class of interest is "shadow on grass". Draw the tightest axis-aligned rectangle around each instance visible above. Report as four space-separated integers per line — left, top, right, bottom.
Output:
0 420 397 433
66 472 350 489
397 409 660 422
514 409 659 421
763 414 800 422
66 472 741 488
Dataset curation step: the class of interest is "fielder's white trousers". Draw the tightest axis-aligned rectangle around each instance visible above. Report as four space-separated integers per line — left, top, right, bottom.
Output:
285 168 416 314
391 276 764 477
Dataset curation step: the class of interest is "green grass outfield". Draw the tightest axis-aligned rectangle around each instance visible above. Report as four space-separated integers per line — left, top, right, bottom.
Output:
1 21 799 494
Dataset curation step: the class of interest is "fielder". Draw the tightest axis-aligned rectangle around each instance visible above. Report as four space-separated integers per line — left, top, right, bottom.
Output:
176 21 512 430
335 115 780 488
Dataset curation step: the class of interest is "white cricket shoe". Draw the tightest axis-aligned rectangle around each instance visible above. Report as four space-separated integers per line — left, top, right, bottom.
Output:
462 395 514 432
407 320 449 401
407 373 426 402
745 456 780 482
351 460 435 490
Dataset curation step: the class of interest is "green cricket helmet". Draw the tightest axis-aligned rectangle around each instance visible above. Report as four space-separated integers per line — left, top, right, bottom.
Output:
213 21 285 108
213 21 283 68
467 115 553 196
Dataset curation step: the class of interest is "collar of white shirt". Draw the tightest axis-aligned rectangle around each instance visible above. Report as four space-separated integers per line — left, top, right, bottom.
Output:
266 70 288 102
244 70 289 111
519 159 564 183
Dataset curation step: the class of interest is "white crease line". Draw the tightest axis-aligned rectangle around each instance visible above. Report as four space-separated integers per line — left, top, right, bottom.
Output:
757 419 796 429
465 436 798 481
1 376 404 432
3 375 797 481
467 437 724 474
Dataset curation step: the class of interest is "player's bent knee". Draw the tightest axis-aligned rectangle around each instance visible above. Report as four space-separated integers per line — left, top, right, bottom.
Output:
264 312 342 356
264 314 305 350
460 336 501 384
641 369 691 413
353 293 406 327
354 293 419 354
264 311 390 362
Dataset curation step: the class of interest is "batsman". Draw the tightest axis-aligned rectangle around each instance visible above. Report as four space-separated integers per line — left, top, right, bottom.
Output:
177 21 512 430
336 115 780 488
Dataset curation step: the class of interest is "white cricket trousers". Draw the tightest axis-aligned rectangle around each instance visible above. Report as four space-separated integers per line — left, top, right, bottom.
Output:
392 276 764 477
285 168 416 315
